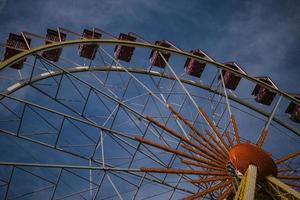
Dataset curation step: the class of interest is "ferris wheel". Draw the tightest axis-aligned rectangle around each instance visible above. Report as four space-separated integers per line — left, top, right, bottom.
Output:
0 28 299 200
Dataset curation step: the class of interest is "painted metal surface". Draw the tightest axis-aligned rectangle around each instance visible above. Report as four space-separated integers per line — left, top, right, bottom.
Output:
229 143 277 179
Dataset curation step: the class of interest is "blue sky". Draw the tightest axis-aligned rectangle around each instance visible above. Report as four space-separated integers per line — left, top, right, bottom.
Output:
0 0 299 91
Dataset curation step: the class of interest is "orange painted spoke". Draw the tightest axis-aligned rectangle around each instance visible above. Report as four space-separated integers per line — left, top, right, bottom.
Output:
283 182 300 188
190 176 230 184
224 131 234 147
257 129 268 147
189 132 227 160
181 143 226 166
197 107 230 151
146 116 225 163
183 180 232 200
167 105 227 159
145 116 185 141
277 175 300 180
230 115 240 144
135 136 222 167
140 167 228 176
217 185 233 200
184 139 227 164
181 159 226 171
275 151 300 164
205 129 228 157
278 167 294 173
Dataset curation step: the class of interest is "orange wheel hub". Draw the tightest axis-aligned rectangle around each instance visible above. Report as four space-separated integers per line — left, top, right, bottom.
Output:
229 143 277 179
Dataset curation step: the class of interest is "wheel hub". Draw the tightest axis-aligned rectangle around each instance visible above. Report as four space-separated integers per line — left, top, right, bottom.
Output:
228 143 277 180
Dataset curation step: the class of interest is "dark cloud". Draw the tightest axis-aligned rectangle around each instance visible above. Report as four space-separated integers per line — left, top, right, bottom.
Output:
0 0 299 87
214 1 300 91
0 0 7 11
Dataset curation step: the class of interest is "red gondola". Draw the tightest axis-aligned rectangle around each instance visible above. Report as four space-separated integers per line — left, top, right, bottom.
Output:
42 29 66 62
184 49 212 78
78 29 102 60
149 40 171 68
252 77 278 106
285 95 300 123
3 33 31 69
219 62 247 90
114 33 136 62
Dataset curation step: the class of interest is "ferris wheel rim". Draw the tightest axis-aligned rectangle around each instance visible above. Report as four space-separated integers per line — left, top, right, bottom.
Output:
0 38 299 106
1 65 299 138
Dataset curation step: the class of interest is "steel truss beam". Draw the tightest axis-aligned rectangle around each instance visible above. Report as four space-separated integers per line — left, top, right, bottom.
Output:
2 66 299 137
266 176 300 200
0 60 196 196
0 161 141 172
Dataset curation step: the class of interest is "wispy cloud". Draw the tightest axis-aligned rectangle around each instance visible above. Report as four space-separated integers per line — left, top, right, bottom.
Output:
37 0 146 27
0 0 7 12
216 1 300 91
0 0 299 91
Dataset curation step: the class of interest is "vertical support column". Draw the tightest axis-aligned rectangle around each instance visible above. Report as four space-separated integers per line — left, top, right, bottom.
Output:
234 164 257 200
244 165 257 200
